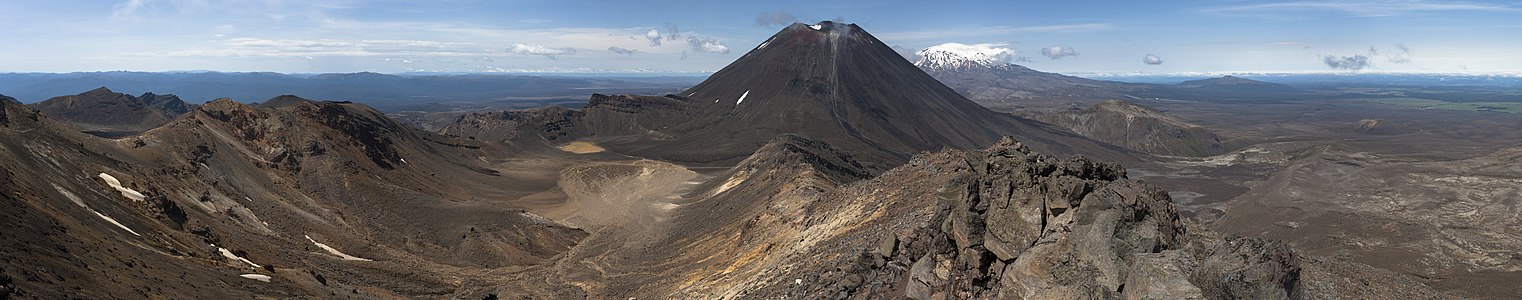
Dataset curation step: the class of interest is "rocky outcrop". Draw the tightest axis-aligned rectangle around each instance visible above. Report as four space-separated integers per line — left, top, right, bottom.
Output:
715 137 1443 299
438 106 585 143
139 92 192 115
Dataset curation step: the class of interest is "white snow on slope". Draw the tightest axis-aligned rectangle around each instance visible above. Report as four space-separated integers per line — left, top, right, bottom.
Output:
914 43 1018 70
305 235 374 261
91 210 140 236
809 24 823 30
97 172 145 202
52 184 140 236
239 274 271 282
217 246 261 268
737 90 750 104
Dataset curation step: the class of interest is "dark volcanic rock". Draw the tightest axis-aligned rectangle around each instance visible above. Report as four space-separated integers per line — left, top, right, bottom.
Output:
438 105 586 143
28 87 192 136
139 92 192 115
709 136 1445 299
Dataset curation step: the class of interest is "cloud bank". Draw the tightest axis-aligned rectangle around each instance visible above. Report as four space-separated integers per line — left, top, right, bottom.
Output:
756 11 801 28
607 46 637 55
686 36 729 54
1322 54 1371 71
508 43 575 60
1040 46 1078 60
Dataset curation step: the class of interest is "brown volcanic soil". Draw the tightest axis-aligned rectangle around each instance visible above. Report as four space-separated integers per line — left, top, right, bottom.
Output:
1028 100 1229 157
0 88 1457 298
0 96 592 298
1120 96 1522 298
1 21 1495 299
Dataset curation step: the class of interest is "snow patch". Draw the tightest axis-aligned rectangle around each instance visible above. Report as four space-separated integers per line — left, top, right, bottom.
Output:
53 184 140 236
809 24 823 30
217 246 261 268
736 90 750 104
239 274 271 282
97 172 145 202
305 235 374 261
91 210 141 236
757 37 773 50
52 184 86 208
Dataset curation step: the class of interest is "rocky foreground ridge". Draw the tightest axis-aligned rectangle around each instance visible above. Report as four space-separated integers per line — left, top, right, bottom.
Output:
699 137 1448 299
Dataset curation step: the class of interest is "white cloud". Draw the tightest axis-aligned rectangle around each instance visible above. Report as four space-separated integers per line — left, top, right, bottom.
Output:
1323 54 1371 70
686 36 729 54
645 29 662 46
1143 54 1163 65
1040 46 1078 60
878 23 1113 41
507 43 576 60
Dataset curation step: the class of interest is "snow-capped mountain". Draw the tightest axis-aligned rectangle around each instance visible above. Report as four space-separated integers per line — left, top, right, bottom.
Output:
913 43 1018 70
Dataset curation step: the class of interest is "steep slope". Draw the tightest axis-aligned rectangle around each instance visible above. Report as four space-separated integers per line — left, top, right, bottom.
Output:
1030 100 1228 157
27 87 193 137
474 21 1140 171
554 136 1450 299
0 95 587 298
916 55 1142 112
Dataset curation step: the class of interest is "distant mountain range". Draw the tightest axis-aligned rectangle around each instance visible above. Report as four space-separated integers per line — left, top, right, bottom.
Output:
0 72 702 112
912 52 1315 111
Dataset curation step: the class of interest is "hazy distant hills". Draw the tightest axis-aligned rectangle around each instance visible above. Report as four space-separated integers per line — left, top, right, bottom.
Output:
1028 100 1228 157
0 72 702 112
915 54 1146 111
915 54 1319 110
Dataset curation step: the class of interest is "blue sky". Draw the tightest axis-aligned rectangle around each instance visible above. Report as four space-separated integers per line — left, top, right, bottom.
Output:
1 0 1519 74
